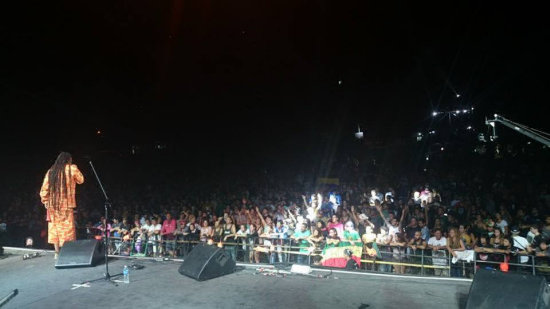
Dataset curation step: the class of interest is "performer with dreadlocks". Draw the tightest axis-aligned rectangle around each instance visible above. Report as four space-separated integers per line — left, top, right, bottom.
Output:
40 152 84 259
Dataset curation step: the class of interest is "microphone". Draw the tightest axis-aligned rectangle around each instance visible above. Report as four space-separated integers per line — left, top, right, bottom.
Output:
83 155 92 161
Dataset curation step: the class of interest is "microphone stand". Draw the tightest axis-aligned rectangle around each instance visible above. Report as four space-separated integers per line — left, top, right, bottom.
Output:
88 160 117 285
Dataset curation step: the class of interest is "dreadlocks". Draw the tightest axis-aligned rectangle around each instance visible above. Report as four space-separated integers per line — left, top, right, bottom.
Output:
48 152 73 211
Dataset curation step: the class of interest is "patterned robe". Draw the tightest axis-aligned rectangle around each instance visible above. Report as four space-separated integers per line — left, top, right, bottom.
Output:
40 164 84 246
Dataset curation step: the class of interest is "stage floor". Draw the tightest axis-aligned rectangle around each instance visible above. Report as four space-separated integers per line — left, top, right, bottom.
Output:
0 248 472 309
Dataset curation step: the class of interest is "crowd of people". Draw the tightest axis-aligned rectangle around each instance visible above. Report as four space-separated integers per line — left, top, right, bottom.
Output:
80 186 550 278
1 142 549 278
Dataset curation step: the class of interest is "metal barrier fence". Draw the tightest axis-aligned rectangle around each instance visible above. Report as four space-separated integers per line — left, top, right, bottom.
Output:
97 233 550 278
7 226 549 279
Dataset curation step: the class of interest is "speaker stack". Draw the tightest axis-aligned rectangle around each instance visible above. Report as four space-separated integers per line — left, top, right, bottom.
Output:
178 244 235 281
55 239 104 269
466 269 550 309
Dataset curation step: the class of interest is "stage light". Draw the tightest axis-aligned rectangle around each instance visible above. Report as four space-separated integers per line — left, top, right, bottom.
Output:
417 132 423 141
355 125 364 139
463 109 468 113
467 126 472 130
432 111 438 116
456 94 461 98
420 189 432 203
440 147 445 151
455 110 461 114
425 156 429 161
429 130 436 134
96 130 101 135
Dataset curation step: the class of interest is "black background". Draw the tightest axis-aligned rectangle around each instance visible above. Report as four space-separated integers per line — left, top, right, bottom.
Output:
1 1 548 164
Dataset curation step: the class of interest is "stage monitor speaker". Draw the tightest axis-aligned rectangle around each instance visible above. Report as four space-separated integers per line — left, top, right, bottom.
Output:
178 244 235 281
466 269 550 309
55 239 104 269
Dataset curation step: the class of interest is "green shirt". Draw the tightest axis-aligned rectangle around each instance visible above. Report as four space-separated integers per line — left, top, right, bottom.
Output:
340 230 361 246
293 229 311 252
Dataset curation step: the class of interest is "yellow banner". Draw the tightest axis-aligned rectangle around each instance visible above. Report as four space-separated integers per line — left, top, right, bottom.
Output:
317 178 339 185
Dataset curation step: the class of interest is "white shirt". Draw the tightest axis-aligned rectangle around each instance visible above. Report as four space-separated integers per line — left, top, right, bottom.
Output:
236 230 247 249
274 212 285 222
495 219 508 233
148 224 161 234
145 224 161 242
388 225 400 238
428 236 447 247
369 195 382 205
306 207 316 221
329 195 340 212
527 231 536 244
376 234 391 245
428 236 448 265
513 235 529 263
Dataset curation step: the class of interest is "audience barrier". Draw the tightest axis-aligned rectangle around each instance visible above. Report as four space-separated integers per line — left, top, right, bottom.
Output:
96 234 550 278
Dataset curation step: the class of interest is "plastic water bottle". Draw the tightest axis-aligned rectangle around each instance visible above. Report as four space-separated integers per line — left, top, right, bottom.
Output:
123 265 130 283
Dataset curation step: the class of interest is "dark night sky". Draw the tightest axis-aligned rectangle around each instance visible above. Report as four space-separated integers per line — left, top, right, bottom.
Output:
1 1 548 161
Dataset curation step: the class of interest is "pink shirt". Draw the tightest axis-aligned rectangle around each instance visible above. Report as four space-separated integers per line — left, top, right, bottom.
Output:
327 222 344 239
161 218 177 235
98 223 111 237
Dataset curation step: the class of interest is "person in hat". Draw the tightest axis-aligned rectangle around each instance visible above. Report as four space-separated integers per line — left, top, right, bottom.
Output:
344 248 359 270
511 227 530 264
